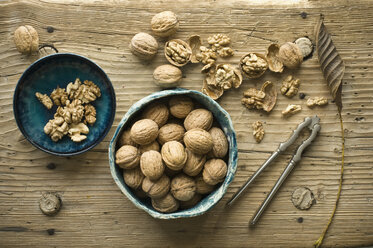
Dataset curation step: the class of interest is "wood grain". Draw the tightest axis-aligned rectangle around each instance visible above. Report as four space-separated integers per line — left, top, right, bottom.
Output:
0 0 373 247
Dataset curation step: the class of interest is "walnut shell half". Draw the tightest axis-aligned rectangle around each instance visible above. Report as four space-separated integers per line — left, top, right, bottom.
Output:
266 44 284 73
188 35 202 63
261 81 277 112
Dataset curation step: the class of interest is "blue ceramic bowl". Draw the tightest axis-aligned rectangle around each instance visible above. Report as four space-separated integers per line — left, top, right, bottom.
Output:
109 88 237 219
13 53 116 156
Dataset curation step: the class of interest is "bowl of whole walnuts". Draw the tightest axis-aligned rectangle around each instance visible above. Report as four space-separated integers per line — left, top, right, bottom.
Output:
109 88 237 219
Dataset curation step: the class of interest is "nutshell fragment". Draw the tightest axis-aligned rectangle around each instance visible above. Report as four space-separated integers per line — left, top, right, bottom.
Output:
35 92 53 109
291 187 315 210
295 37 313 58
252 121 264 143
307 97 328 108
266 43 284 73
282 104 302 117
280 75 300 98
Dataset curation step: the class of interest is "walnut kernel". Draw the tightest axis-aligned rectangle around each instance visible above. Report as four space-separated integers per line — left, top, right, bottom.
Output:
306 97 328 108
50 87 68 106
280 75 300 98
44 116 69 142
252 121 264 143
35 92 53 109
84 104 96 126
241 81 277 113
68 122 89 142
213 64 242 90
282 104 302 117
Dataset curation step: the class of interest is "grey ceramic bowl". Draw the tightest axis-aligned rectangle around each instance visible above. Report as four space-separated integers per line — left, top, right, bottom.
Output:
108 88 237 219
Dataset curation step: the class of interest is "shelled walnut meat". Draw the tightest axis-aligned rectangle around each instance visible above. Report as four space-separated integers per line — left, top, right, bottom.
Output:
241 81 277 112
115 96 230 213
39 78 101 142
280 75 300 98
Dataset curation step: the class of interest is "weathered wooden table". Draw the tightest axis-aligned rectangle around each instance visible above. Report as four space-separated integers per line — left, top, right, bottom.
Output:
1 0 372 247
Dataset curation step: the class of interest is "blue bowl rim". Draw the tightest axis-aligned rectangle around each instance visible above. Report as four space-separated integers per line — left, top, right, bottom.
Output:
13 53 116 156
108 88 238 219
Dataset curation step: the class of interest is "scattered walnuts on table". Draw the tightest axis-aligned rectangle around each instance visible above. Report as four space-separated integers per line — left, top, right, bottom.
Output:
129 32 158 60
241 81 277 112
153 64 182 88
115 96 230 213
151 11 179 37
278 42 303 69
280 75 300 98
252 121 265 143
306 96 328 108
14 25 39 55
282 104 302 117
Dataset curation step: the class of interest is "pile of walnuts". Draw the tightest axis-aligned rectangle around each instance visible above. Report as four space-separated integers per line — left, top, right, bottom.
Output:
115 95 229 213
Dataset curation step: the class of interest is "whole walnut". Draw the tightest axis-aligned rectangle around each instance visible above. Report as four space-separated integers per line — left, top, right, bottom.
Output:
140 150 165 181
179 193 202 209
203 159 228 185
184 108 213 131
142 174 170 199
129 32 158 60
14 25 39 55
153 64 182 88
151 11 179 37
158 123 185 145
183 148 206 176
123 167 144 190
130 119 159 145
184 128 213 155
161 141 187 171
195 176 215 194
151 193 179 213
169 96 194 119
171 174 196 201
115 145 141 169
139 140 160 154
208 127 228 158
118 129 138 147
141 102 169 127
278 42 303 69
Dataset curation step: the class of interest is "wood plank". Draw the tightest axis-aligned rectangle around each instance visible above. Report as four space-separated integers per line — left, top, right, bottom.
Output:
0 0 372 247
